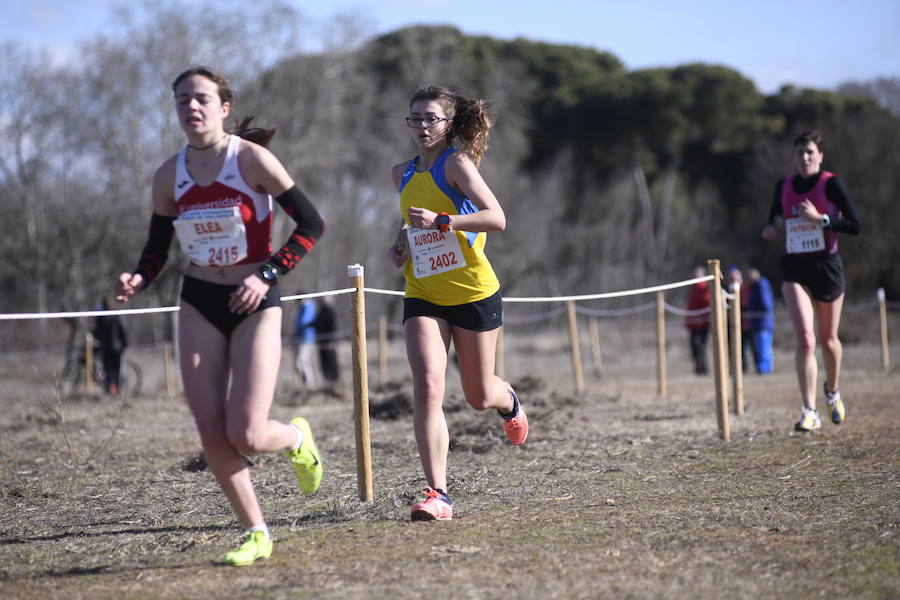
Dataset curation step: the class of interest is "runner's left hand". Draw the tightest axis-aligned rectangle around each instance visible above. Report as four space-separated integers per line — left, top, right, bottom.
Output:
797 199 822 223
407 206 438 229
229 273 270 314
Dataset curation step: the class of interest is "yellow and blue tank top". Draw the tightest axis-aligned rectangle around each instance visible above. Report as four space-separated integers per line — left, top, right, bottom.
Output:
399 147 500 306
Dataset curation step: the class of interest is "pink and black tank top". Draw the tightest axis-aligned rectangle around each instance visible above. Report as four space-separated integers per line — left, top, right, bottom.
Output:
780 170 841 255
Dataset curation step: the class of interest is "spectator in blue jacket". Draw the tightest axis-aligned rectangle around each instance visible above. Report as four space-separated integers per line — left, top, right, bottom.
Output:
293 297 319 387
747 268 775 374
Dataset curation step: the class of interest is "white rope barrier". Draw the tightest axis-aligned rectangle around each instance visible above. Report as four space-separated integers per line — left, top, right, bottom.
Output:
0 306 180 321
668 301 889 320
663 303 711 317
363 287 406 296
504 306 568 325
575 302 657 317
0 274 891 323
501 275 716 303
362 277 716 303
0 288 359 321
281 288 357 302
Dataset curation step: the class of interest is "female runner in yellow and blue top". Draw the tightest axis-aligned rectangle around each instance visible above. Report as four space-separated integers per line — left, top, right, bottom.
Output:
389 85 528 521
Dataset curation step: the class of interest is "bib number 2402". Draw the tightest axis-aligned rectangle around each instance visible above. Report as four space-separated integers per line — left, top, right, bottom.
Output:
408 227 465 278
430 252 458 270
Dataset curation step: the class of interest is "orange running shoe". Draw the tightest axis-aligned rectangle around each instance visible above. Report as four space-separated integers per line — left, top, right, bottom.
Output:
501 387 528 445
410 487 453 521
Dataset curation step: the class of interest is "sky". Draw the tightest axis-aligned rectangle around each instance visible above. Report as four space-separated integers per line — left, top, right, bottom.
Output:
3 0 899 94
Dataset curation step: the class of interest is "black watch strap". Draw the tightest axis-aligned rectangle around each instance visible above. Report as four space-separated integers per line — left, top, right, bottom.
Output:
259 263 278 285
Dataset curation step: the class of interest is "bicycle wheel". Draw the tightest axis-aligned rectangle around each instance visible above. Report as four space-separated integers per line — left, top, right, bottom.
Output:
61 345 92 396
61 359 84 395
121 359 143 397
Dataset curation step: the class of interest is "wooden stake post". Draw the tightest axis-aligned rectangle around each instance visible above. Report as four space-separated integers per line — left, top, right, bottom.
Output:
164 343 175 397
656 292 667 397
589 317 603 377
878 288 890 371
730 282 744 415
348 264 374 502
708 260 730 441
84 333 94 393
378 315 388 382
566 300 585 392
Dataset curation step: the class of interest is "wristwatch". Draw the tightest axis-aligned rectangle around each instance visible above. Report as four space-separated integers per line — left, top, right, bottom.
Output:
820 214 831 228
258 263 279 286
435 212 451 232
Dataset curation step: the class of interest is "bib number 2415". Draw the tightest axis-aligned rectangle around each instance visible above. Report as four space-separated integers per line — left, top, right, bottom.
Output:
209 246 240 265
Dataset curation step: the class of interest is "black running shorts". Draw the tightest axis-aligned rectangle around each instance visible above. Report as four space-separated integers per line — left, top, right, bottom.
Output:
779 252 845 302
180 275 282 338
403 290 503 331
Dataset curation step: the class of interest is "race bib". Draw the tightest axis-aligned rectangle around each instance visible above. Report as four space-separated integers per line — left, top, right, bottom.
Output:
173 207 248 266
407 227 464 278
785 217 825 254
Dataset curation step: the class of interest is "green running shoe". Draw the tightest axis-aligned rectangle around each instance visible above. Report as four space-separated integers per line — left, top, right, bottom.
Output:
287 417 323 494
225 530 272 567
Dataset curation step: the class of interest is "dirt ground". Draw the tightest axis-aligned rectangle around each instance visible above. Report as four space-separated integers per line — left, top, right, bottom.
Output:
0 327 898 600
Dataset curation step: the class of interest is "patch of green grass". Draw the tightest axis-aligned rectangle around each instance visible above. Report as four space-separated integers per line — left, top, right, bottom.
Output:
851 544 900 577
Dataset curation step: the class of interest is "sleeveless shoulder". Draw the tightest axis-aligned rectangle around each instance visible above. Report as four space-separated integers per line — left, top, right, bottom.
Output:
156 154 178 193
216 134 243 186
397 157 418 192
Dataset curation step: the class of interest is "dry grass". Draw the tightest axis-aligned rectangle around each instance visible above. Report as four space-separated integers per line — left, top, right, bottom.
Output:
0 332 898 599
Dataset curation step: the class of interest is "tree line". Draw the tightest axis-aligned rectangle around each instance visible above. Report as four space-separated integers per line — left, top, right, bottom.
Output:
1 1 897 350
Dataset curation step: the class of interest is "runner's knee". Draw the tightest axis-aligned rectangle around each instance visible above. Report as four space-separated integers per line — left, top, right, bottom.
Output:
226 422 268 455
194 415 229 452
821 334 841 355
413 373 445 407
462 379 497 411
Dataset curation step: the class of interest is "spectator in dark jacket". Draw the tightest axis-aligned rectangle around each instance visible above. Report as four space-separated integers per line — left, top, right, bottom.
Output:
93 296 128 396
314 297 340 382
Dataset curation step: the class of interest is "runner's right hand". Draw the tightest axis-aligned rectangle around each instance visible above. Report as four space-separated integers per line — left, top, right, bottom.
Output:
389 237 409 268
116 272 144 302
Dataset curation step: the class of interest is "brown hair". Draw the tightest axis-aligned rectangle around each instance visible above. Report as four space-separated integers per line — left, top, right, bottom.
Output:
793 130 823 152
171 66 276 147
410 85 492 166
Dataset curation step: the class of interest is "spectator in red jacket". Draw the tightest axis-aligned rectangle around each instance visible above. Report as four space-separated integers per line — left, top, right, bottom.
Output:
685 265 711 375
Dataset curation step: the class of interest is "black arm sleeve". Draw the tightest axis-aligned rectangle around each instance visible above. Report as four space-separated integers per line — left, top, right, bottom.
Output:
825 177 861 235
133 212 176 289
768 180 784 225
267 186 326 276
